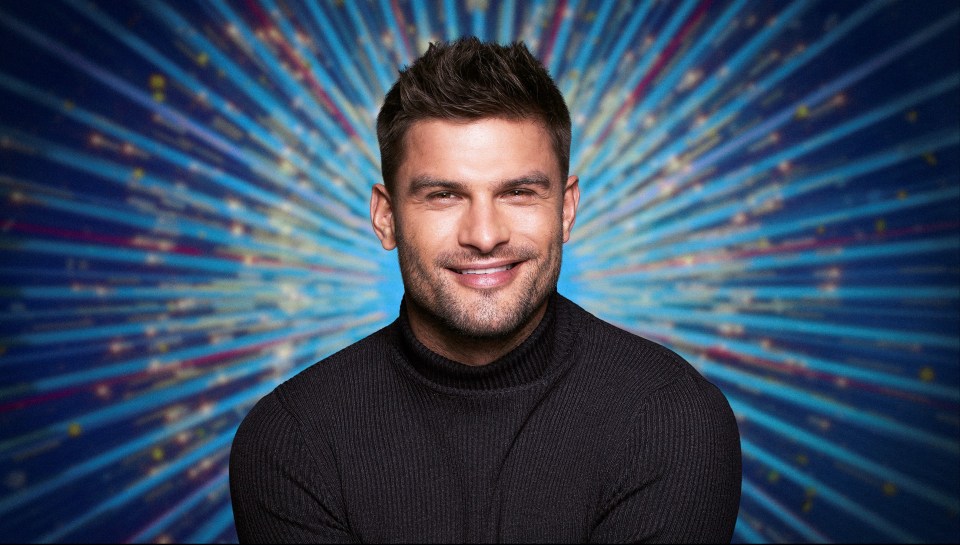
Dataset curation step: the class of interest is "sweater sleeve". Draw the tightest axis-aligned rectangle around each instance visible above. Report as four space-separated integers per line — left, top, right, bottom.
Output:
229 391 356 544
590 370 742 544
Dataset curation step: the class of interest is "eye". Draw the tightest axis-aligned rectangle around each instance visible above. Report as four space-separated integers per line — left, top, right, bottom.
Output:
428 191 457 201
505 188 535 199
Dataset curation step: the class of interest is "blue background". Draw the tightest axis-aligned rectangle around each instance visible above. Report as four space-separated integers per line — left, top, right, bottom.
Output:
0 0 958 542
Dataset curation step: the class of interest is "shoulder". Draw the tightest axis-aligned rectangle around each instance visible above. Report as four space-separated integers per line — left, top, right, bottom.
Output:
560 296 702 394
235 321 399 439
558 298 741 539
276 322 398 407
559 295 737 430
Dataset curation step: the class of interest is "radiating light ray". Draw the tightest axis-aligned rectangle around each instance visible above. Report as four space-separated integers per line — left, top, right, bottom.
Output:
572 2 655 127
7 312 384 397
590 0 748 160
1 1 957 543
127 1 382 202
573 0 814 187
342 1 395 93
733 517 767 544
60 0 379 200
577 0 704 147
0 332 362 523
302 3 380 107
128 469 229 543
690 357 959 454
543 0 576 77
264 0 373 138
576 0 904 227
582 73 959 244
0 379 274 515
730 399 959 511
587 165 958 265
406 0 430 52
624 305 957 349
443 0 460 41
37 429 236 543
740 478 831 543
495 0 515 45
583 235 960 286
0 125 375 256
144 3 376 208
560 0 617 103
740 437 919 543
581 11 959 241
588 317 958 401
188 501 236 544
206 0 352 141
588 283 959 304
0 13 256 172
1 184 373 273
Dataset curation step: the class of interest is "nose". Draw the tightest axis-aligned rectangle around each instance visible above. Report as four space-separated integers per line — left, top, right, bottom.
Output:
458 199 510 253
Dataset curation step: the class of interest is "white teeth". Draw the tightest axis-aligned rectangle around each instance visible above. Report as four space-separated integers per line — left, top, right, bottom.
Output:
460 264 514 275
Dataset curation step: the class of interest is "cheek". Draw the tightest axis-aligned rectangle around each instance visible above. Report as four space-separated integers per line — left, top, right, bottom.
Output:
428 216 458 240
398 212 457 253
509 207 562 241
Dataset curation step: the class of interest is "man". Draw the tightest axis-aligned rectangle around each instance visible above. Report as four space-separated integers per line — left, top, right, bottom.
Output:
230 37 741 543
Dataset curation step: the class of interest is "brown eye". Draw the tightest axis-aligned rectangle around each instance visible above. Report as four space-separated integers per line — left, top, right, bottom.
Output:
506 189 533 199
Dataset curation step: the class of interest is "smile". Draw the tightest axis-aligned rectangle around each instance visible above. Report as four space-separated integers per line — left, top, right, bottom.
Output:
457 263 516 275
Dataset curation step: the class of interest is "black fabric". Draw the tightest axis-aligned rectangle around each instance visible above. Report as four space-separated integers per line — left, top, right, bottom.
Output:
230 293 742 543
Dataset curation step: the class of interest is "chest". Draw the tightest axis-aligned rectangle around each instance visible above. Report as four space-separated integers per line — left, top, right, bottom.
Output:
331 392 613 543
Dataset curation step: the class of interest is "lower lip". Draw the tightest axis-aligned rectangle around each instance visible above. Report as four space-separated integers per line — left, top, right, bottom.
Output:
450 262 522 289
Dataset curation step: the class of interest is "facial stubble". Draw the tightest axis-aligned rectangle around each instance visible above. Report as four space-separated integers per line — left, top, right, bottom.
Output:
395 219 563 342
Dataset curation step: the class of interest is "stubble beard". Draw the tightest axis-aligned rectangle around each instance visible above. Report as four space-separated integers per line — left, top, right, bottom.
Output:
395 227 563 341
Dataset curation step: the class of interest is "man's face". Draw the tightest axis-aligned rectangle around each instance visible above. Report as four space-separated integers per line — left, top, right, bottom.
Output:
371 118 579 342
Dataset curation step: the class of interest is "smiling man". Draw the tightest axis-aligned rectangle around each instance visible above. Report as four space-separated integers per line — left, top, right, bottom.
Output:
230 38 742 543
373 117 576 366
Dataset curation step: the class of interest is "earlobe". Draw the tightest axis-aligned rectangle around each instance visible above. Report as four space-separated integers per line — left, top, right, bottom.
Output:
562 175 580 243
370 183 397 250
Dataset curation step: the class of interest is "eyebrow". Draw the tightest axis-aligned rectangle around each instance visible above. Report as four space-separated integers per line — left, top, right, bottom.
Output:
407 176 467 195
407 172 554 196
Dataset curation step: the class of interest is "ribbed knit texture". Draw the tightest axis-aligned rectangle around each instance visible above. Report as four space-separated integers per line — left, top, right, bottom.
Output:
230 293 741 543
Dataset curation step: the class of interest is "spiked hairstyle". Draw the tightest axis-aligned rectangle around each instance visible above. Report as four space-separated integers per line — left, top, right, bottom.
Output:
376 37 572 193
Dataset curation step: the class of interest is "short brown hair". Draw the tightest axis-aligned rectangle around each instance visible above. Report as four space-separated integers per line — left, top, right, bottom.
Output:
376 37 571 192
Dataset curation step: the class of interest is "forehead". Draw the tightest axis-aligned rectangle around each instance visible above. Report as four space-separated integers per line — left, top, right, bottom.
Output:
396 118 560 188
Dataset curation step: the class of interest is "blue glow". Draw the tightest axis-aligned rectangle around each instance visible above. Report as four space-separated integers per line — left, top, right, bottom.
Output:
1 1 957 543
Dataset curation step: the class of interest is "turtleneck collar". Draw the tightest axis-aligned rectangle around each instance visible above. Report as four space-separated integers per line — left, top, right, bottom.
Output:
393 292 575 392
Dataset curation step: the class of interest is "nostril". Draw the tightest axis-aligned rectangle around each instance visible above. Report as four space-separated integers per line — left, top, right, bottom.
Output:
458 206 510 251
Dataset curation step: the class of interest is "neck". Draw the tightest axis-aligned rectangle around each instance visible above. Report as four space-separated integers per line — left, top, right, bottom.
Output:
405 299 549 366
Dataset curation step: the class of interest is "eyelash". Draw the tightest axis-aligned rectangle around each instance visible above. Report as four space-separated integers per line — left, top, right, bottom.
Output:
429 191 457 200
425 189 536 201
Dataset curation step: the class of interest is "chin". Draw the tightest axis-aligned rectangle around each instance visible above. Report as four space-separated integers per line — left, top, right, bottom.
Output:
446 317 527 340
438 288 548 340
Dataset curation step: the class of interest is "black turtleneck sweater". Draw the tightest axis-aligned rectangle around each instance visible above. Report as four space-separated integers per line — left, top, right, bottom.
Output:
230 293 741 543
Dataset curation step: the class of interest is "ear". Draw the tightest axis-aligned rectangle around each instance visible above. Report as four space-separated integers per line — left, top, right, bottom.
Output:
370 183 397 250
561 175 580 243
